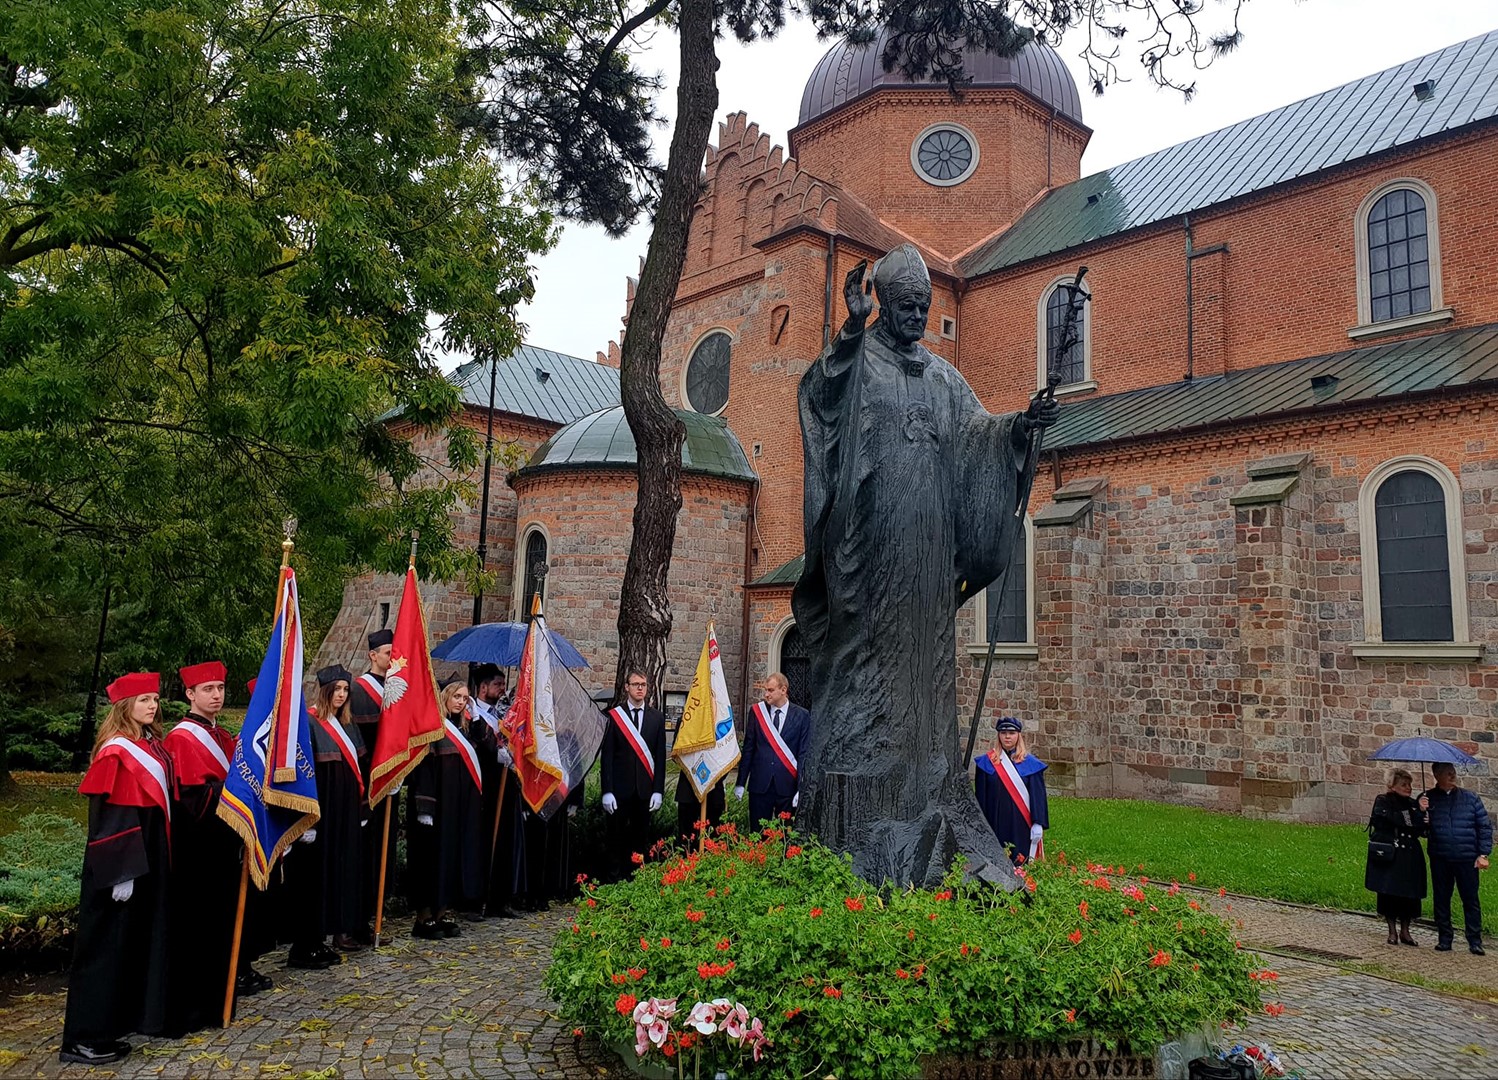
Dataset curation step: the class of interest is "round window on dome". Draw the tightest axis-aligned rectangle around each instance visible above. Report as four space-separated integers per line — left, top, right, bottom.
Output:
684 331 731 415
911 123 979 187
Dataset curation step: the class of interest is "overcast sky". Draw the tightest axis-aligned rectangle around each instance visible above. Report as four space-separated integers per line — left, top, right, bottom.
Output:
506 1 1496 365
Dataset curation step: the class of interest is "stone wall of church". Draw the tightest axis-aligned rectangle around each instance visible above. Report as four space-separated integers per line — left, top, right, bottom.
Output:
949 394 1498 821
511 468 755 708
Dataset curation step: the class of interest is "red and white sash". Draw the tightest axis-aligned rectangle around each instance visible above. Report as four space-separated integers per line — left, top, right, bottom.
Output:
357 672 385 707
317 716 365 797
166 719 231 780
101 737 173 823
445 719 483 792
610 706 655 780
752 702 798 778
989 749 1043 860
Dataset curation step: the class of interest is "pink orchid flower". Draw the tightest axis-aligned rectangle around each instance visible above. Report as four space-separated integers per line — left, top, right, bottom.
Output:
687 1001 718 1035
647 1019 670 1047
634 1026 651 1057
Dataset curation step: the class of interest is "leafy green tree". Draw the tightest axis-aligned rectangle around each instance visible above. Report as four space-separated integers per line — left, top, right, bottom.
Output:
0 0 553 754
468 0 1247 702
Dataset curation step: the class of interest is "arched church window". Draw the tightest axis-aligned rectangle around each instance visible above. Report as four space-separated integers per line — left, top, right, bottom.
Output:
519 527 548 622
1036 277 1093 393
684 331 732 415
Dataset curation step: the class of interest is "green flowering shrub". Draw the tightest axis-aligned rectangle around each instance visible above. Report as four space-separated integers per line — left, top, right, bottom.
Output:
547 822 1259 1079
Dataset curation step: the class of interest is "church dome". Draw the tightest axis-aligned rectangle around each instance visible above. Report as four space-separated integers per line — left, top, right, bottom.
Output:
519 406 757 483
797 30 1083 128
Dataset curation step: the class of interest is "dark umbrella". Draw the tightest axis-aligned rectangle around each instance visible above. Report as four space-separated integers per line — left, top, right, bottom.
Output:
431 621 590 669
1368 736 1479 792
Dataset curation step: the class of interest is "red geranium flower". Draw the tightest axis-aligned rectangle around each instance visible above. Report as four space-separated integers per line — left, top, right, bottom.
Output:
1078 900 1090 921
844 897 864 912
615 992 637 1015
611 974 627 985
779 811 792 820
659 937 672 948
1068 929 1083 945
627 967 646 980
1265 1002 1286 1017
585 898 597 908
716 938 731 951
1065 1009 1077 1024
785 1007 802 1019
632 852 645 865
1188 872 1197 882
896 969 909 979
934 889 952 901
1149 950 1172 967
686 908 705 922
960 943 970 956
823 986 841 998
785 845 802 858
1218 886 1227 897
575 873 588 884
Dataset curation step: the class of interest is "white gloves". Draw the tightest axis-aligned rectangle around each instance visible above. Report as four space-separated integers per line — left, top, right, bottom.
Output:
601 793 617 814
567 804 578 818
648 793 662 812
360 818 369 828
417 813 435 827
496 747 514 768
1029 823 1044 842
792 792 799 809
734 786 745 800
299 829 317 844
111 879 135 903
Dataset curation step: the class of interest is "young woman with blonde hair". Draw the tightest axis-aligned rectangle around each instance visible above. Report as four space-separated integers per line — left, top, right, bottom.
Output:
974 716 1050 866
60 673 175 1065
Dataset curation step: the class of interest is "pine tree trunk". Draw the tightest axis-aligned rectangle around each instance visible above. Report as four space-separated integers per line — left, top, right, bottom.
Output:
614 0 719 707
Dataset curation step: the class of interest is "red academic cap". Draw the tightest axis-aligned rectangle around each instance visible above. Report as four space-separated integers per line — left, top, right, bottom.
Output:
246 678 258 696
107 671 161 703
179 660 228 689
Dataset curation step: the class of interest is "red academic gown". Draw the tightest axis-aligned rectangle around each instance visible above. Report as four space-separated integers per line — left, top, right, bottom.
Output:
161 714 243 1032
63 736 174 1044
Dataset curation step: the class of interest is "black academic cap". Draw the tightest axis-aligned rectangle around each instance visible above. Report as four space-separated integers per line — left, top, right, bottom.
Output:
367 628 394 649
317 664 352 687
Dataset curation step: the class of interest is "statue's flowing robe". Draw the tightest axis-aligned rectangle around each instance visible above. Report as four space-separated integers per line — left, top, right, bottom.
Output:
794 319 1035 887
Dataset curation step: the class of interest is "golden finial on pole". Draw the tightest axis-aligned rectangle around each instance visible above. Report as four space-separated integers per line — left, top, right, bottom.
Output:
408 530 420 569
280 516 298 568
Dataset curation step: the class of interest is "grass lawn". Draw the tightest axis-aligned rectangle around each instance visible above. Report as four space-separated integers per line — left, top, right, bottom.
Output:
0 773 86 839
1051 796 1498 936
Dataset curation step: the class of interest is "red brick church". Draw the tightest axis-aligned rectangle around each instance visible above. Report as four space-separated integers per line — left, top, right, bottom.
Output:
315 27 1498 821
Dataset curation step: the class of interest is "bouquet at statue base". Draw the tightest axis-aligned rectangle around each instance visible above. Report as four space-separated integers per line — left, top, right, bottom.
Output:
503 611 605 818
671 622 740 803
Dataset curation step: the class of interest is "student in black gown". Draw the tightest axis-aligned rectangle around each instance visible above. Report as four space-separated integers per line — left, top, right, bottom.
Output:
407 681 493 939
60 673 175 1066
283 665 366 967
350 629 393 944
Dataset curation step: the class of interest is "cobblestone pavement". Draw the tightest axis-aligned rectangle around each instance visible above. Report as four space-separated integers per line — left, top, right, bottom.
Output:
3 904 1498 1079
1201 890 1498 996
0 908 621 1079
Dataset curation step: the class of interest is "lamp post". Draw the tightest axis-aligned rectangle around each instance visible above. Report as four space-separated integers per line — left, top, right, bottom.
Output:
472 347 501 626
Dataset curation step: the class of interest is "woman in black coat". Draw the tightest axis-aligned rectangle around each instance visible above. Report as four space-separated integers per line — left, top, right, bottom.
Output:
1365 767 1430 946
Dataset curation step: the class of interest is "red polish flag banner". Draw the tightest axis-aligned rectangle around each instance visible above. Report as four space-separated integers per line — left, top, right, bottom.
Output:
367 566 443 805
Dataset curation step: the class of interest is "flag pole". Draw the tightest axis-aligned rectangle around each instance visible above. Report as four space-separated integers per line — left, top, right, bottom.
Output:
488 768 510 885
374 531 421 944
697 794 707 855
223 528 296 1026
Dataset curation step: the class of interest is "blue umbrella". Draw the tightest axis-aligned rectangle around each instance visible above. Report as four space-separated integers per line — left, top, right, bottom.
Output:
431 621 590 669
1368 737 1479 766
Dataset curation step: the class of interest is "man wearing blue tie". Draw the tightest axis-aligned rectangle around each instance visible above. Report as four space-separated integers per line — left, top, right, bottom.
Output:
735 673 812 827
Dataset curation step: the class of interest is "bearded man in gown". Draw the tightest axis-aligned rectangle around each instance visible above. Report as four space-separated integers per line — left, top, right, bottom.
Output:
793 244 1058 889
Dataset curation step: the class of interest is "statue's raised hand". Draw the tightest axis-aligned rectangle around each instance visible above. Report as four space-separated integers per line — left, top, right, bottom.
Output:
844 261 874 328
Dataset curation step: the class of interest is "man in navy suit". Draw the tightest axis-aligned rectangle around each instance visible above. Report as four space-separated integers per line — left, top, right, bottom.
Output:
735 672 811 827
599 670 667 881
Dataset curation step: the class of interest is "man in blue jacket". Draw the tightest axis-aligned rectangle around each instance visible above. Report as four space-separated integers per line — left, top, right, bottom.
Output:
735 673 811 827
1424 763 1492 955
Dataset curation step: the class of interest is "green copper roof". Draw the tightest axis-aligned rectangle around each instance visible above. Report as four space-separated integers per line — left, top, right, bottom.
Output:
451 345 619 426
520 406 757 482
749 553 804 587
1045 324 1498 452
962 29 1498 277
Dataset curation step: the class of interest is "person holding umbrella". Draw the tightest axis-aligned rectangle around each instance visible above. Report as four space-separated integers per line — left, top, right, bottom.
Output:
1423 762 1492 955
1364 768 1429 946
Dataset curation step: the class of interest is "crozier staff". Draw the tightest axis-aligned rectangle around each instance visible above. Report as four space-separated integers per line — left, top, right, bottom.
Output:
974 716 1049 865
60 673 175 1067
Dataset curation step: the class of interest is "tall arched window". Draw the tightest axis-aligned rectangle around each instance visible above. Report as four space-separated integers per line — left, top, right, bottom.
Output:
1356 457 1471 653
519 527 548 621
971 517 1036 655
1036 277 1092 393
1353 179 1448 335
